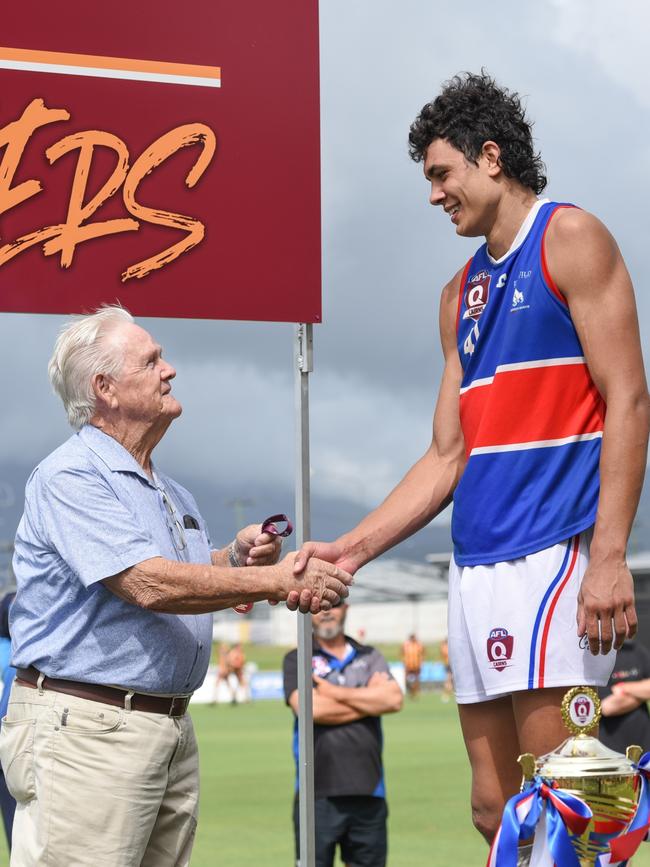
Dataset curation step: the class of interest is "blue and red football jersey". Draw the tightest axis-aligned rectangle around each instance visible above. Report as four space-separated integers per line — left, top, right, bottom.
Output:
452 200 605 565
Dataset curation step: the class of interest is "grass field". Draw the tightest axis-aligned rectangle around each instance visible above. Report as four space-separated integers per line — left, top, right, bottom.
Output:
191 691 487 867
1 687 649 865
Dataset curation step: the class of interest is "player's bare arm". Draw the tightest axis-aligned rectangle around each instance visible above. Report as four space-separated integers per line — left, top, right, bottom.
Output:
293 267 467 581
545 207 650 655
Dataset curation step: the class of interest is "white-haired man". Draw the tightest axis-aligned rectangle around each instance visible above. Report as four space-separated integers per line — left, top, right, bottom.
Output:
0 306 351 867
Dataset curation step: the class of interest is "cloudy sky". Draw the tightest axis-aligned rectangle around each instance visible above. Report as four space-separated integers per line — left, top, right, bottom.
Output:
1 0 649 558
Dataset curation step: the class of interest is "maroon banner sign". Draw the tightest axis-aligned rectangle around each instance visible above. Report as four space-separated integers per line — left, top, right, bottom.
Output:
0 0 321 322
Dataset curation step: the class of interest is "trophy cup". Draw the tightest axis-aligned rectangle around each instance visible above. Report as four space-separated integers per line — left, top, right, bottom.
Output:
514 686 647 866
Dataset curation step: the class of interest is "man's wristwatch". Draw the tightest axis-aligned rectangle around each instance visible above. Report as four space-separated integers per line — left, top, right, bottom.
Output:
228 540 242 568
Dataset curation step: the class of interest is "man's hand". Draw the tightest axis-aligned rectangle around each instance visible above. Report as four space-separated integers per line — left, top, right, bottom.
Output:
577 556 637 655
313 673 341 699
235 524 282 566
293 540 349 573
274 552 352 614
287 540 356 611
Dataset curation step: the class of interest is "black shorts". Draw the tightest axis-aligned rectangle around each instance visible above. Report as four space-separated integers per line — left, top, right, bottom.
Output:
293 795 387 867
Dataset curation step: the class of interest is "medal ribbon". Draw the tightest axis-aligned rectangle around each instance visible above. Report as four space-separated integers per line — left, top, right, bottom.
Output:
233 514 293 614
487 776 592 867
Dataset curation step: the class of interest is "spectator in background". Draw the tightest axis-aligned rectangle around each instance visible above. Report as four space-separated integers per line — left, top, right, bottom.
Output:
226 643 247 704
283 601 403 867
0 592 16 848
599 640 650 755
401 633 425 699
211 642 230 705
439 636 454 703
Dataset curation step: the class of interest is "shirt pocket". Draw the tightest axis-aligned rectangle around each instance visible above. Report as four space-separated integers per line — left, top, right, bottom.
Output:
185 528 211 565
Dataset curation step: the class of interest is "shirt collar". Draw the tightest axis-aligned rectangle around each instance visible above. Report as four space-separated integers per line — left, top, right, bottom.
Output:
486 197 550 266
78 424 154 485
313 635 369 670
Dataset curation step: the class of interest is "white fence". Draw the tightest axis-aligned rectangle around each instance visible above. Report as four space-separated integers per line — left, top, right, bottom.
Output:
212 599 448 646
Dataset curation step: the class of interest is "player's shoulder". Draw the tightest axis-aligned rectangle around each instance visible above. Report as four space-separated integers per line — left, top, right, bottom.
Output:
439 261 471 335
442 261 470 303
546 205 615 251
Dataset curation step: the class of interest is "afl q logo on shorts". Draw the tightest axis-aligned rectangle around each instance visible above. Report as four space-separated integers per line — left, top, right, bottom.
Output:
486 627 514 672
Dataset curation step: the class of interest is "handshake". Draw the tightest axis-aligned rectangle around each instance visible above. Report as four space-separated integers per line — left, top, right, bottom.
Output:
233 522 354 614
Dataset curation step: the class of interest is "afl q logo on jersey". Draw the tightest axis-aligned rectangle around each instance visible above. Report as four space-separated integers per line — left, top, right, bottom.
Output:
463 270 491 321
486 627 514 672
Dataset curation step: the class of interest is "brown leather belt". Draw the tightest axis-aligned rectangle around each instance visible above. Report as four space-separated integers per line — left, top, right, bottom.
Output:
16 667 191 717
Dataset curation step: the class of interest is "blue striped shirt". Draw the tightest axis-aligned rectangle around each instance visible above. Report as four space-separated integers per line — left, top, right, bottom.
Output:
11 425 213 694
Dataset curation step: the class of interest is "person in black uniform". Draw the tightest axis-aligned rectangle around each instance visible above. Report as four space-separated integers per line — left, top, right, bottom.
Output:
599 640 650 754
283 601 403 867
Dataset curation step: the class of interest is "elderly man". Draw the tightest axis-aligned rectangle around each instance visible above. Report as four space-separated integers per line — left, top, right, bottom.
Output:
0 306 351 867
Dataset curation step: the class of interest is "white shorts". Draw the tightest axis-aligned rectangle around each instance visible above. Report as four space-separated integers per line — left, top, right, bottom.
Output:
448 532 616 704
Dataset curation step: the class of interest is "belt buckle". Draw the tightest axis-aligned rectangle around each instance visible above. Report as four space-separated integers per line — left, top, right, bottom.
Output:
168 695 186 717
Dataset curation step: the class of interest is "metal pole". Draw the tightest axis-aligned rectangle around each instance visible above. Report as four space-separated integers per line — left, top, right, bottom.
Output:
295 322 315 867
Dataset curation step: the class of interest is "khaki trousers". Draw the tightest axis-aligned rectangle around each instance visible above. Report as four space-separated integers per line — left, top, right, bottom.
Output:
0 683 199 867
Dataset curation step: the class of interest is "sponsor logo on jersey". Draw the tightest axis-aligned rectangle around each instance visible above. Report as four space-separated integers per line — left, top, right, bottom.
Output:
312 655 332 677
486 627 514 672
510 282 530 313
512 288 525 307
463 270 491 321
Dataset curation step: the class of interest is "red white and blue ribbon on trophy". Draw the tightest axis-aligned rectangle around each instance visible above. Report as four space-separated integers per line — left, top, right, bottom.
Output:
487 754 650 867
598 753 650 867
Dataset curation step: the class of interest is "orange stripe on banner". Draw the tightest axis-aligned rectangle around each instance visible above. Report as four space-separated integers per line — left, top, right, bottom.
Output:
0 46 220 81
459 363 605 456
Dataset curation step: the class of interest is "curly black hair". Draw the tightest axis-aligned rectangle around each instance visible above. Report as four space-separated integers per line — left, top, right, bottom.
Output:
408 71 547 195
